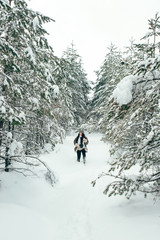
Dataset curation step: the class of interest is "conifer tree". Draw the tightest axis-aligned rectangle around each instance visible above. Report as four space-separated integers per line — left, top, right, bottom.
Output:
52 57 75 130
92 58 160 199
92 17 160 199
90 43 129 129
141 13 160 57
62 42 90 125
0 0 61 182
132 13 160 59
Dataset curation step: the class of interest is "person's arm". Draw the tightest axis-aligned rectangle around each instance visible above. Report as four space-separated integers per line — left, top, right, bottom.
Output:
74 137 80 146
83 137 89 145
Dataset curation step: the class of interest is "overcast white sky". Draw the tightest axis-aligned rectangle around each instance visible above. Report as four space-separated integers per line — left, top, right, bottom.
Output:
27 0 160 81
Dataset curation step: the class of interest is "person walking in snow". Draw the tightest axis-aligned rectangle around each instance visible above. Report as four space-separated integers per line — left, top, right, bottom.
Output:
74 130 89 164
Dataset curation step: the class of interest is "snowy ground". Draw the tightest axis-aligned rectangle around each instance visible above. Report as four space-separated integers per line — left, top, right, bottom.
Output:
0 133 160 240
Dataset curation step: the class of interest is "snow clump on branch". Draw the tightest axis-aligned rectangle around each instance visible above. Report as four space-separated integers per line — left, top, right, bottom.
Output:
113 75 137 106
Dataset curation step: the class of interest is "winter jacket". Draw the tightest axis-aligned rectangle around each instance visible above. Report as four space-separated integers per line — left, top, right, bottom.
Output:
74 133 89 152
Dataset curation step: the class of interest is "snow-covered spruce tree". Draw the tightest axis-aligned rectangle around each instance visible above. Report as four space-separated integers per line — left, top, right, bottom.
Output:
123 38 142 72
135 13 160 59
97 44 142 134
92 56 160 199
90 43 130 130
51 57 76 131
0 0 61 183
92 15 160 198
62 42 90 125
98 26 160 136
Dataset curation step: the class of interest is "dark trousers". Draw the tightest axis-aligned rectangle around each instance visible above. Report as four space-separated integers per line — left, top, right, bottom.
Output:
77 149 86 162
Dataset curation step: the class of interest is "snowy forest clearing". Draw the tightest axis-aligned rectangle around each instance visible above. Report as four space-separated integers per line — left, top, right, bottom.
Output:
0 133 160 240
0 1 160 239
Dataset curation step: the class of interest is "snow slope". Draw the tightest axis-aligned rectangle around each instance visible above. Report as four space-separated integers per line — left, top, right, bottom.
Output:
0 133 160 240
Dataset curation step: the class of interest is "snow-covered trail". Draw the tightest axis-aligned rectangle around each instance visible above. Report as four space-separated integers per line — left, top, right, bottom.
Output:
39 133 160 240
40 133 112 240
0 133 160 240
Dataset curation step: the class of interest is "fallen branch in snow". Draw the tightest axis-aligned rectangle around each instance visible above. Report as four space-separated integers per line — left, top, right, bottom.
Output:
1 155 57 186
0 167 37 177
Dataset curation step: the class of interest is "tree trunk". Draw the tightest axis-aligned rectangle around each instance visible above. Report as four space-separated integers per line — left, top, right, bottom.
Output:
5 146 10 172
153 29 156 58
5 122 11 172
0 120 4 147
